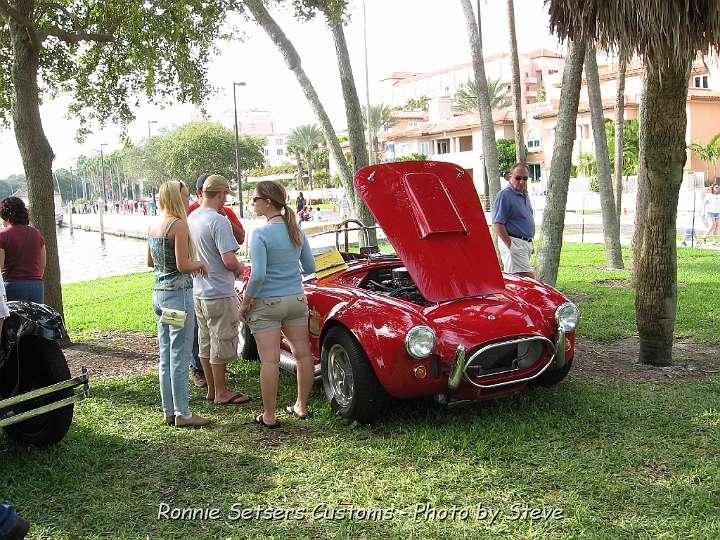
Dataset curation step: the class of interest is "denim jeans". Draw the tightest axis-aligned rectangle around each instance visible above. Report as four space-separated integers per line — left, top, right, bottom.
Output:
5 280 44 303
191 324 203 374
152 287 194 418
0 503 18 536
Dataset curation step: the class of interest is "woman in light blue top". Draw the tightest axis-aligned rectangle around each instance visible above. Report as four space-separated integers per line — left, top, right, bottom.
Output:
240 180 316 428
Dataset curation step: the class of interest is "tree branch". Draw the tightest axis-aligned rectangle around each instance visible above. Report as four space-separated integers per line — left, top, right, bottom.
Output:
0 0 42 50
42 27 115 44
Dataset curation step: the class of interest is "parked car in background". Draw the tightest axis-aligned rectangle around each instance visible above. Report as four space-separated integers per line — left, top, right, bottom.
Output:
238 161 578 423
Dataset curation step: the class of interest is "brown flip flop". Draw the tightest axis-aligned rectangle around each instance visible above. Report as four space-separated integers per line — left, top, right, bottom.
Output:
216 392 251 405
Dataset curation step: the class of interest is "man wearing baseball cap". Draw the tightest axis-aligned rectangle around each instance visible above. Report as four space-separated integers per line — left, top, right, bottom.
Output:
188 174 250 406
187 173 245 387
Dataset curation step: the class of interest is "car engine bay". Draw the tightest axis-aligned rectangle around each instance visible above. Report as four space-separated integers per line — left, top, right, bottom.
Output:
360 266 433 306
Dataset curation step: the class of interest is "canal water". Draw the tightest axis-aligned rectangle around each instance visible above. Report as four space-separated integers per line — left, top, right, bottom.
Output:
57 226 149 283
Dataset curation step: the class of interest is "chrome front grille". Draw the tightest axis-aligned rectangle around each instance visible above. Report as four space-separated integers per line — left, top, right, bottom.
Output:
463 336 554 388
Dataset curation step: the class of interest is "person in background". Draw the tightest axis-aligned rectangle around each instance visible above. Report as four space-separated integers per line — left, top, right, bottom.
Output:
296 191 306 213
0 197 46 303
339 192 351 221
187 173 246 388
148 181 210 428
492 163 535 278
188 175 250 406
702 184 720 244
240 180 316 429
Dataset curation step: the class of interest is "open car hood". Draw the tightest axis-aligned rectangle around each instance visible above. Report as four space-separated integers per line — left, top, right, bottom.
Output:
355 161 505 303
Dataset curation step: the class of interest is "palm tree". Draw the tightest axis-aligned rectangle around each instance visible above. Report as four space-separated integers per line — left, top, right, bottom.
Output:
585 45 623 269
361 104 399 163
613 56 627 226
244 1 353 205
547 0 713 366
535 40 587 285
287 124 324 189
688 133 720 186
453 78 511 114
459 0 502 209
506 0 526 162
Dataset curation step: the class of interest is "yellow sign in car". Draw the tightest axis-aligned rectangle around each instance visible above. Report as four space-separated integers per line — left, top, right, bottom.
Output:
314 249 348 279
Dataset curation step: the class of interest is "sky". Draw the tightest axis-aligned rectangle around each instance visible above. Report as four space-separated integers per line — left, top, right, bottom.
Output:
0 0 559 178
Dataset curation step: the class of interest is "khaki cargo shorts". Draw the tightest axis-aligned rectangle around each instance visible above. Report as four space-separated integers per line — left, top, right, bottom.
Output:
194 296 240 364
499 237 533 274
247 294 309 335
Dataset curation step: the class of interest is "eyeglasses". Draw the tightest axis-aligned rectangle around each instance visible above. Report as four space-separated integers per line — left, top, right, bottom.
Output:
514 175 529 181
252 196 266 203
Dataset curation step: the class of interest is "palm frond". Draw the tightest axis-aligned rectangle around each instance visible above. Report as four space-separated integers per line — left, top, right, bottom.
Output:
546 0 720 68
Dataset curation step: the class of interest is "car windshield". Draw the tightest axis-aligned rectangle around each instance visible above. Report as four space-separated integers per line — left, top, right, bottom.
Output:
305 224 397 257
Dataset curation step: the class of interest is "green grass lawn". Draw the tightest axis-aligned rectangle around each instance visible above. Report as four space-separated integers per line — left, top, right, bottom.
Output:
3 243 719 538
62 243 720 344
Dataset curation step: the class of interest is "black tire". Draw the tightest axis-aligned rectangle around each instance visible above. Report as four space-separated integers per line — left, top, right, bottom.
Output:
321 327 389 423
239 323 259 361
3 337 74 446
531 360 572 387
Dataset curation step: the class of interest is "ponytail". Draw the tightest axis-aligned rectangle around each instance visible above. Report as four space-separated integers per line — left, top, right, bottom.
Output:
283 205 303 248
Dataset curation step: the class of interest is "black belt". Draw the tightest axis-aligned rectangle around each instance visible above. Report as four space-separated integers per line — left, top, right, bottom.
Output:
509 234 533 242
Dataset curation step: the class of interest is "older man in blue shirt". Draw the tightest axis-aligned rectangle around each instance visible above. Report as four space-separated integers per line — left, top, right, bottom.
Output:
492 163 535 278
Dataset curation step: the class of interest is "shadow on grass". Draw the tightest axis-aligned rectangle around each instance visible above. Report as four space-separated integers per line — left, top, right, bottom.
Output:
2 371 719 538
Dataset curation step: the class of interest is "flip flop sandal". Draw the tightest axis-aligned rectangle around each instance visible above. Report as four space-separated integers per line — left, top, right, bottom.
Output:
216 392 251 405
255 413 281 429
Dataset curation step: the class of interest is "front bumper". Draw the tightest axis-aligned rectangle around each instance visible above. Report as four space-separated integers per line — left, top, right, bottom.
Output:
447 331 566 391
0 368 90 428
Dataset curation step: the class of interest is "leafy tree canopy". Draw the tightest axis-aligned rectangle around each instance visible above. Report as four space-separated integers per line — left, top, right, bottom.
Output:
496 138 517 178
605 118 639 175
0 0 238 134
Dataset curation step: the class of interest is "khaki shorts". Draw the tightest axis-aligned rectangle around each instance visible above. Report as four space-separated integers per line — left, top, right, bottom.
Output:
194 296 240 364
499 237 533 274
247 294 309 335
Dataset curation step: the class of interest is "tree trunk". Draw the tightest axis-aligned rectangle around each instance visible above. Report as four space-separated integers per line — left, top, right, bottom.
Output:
635 57 692 366
631 77 648 284
535 40 586 285
506 0 525 163
613 57 626 227
585 46 623 269
9 14 64 317
244 0 374 227
460 0 501 207
327 17 369 177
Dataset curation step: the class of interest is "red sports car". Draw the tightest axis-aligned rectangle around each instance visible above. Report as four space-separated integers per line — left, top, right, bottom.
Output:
238 161 579 423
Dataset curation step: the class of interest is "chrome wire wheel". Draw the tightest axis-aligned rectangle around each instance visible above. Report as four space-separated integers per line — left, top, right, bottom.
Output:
327 343 354 408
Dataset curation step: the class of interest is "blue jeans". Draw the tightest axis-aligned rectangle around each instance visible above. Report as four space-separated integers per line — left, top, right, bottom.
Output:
191 324 203 374
5 280 44 303
0 503 18 537
152 287 195 418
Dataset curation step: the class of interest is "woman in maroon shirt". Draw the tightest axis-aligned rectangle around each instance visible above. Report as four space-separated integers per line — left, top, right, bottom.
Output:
0 197 46 303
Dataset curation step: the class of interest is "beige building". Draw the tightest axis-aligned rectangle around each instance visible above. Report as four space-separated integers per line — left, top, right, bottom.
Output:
382 52 720 194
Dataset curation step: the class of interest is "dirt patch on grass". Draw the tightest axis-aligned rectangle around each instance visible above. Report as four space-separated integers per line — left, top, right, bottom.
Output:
64 331 157 378
63 332 720 383
573 337 720 381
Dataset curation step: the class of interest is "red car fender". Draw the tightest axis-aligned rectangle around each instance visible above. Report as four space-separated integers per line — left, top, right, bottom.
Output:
319 297 447 399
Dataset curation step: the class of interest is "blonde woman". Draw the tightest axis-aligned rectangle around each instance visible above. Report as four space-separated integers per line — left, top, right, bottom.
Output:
147 181 209 428
241 180 316 428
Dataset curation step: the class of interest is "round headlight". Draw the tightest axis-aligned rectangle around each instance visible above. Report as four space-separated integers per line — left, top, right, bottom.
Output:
555 302 580 332
405 325 436 359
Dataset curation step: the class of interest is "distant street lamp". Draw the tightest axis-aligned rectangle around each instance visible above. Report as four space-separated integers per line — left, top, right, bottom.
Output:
233 81 247 218
99 143 108 201
147 120 158 140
